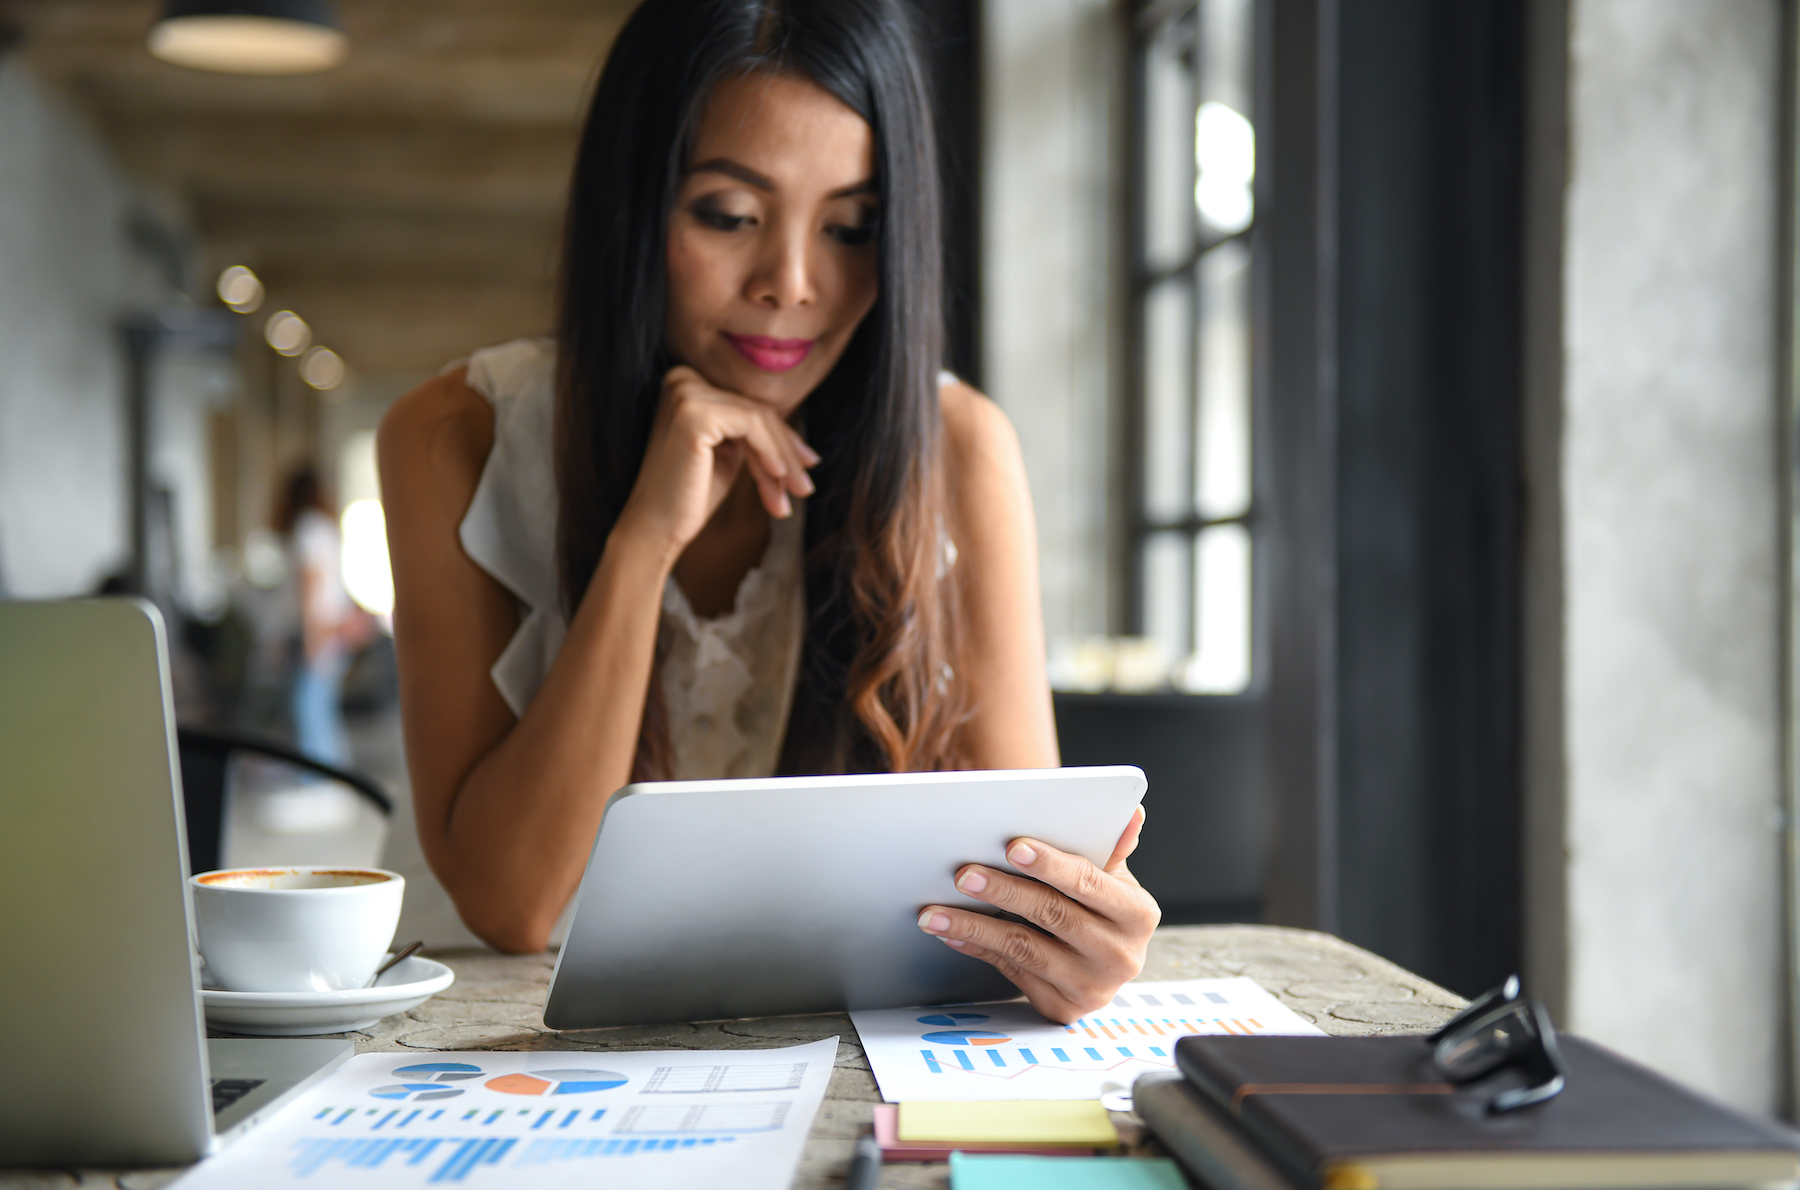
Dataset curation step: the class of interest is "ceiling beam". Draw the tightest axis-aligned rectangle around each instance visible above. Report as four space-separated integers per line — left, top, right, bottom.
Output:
197 199 562 288
99 112 579 215
259 279 554 380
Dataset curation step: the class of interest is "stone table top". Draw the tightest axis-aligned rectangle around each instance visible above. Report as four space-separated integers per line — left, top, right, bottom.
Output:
12 925 1464 1189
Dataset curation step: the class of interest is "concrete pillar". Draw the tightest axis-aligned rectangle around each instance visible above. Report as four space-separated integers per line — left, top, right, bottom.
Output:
1528 0 1786 1114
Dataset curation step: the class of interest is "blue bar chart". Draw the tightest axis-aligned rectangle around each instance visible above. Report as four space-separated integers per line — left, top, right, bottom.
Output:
851 977 1328 1102
286 1134 747 1183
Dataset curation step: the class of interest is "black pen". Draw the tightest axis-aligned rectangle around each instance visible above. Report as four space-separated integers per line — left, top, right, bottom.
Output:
846 1131 882 1190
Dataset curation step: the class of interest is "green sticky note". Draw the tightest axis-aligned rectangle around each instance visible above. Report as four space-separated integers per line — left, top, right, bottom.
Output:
949 1153 1189 1189
898 1100 1118 1146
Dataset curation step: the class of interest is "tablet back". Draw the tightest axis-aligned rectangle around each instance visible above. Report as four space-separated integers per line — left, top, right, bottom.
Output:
543 766 1147 1029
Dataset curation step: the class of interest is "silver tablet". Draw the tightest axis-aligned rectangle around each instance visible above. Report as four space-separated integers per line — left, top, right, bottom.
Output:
543 766 1148 1030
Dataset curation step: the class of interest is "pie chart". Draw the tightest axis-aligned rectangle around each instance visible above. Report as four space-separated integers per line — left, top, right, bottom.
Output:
370 1083 464 1101
393 1062 483 1082
921 1030 1013 1047
918 1013 991 1027
485 1069 628 1096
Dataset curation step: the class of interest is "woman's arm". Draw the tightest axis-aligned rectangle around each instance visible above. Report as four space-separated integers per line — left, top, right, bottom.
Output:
923 383 1161 1022
380 365 816 952
938 381 1060 769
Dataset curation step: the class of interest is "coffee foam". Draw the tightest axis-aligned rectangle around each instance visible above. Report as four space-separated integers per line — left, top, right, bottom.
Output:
196 868 391 890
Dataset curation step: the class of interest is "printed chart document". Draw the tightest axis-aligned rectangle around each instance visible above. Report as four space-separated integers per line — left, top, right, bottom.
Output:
174 1038 837 1189
850 978 1321 1101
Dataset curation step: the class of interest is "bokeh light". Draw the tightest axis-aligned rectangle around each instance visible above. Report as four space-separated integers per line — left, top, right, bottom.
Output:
300 345 346 390
1195 101 1255 233
264 310 311 357
216 264 264 313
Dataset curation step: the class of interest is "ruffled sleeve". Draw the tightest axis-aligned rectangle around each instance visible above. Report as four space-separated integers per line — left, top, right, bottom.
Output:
454 337 564 718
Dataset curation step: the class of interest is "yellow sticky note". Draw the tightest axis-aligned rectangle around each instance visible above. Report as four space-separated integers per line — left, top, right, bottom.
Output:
897 1100 1120 1147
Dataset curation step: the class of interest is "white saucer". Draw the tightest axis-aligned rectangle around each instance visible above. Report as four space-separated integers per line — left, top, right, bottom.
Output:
203 955 455 1037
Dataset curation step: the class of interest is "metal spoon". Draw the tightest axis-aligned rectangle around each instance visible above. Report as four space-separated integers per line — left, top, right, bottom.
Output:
366 940 423 988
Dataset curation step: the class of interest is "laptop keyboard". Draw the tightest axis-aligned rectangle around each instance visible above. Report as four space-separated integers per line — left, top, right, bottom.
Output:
211 1078 266 1114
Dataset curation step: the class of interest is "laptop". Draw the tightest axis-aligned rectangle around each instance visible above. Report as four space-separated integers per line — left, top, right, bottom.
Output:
544 765 1147 1029
0 598 351 1166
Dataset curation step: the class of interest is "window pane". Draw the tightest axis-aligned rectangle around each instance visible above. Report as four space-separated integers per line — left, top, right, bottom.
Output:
1144 278 1194 524
1144 16 1197 270
1196 239 1251 519
1143 530 1192 660
1183 522 1251 693
1200 0 1255 114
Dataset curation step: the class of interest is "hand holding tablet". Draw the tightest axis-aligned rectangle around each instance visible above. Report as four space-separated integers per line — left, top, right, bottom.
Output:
915 805 1159 1024
543 767 1148 1030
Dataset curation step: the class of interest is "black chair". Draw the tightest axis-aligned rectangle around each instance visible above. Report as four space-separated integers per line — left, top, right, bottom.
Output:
175 727 393 875
1053 691 1265 923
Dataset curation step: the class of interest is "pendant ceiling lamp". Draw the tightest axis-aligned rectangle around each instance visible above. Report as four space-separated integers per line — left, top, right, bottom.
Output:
148 0 347 75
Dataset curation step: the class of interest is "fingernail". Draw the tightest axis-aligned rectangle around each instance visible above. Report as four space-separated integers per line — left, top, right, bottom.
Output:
777 492 792 518
943 938 966 949
1008 841 1039 866
798 473 816 495
800 443 822 465
956 868 988 894
918 910 951 934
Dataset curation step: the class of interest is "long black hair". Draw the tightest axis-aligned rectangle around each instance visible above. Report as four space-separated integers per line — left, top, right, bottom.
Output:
555 0 970 776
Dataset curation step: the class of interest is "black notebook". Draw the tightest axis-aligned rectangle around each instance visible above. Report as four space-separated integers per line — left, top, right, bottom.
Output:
1134 1072 1299 1190
1174 1034 1800 1190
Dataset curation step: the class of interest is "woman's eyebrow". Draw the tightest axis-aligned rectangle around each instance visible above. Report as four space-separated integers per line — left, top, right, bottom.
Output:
689 158 773 189
687 157 878 200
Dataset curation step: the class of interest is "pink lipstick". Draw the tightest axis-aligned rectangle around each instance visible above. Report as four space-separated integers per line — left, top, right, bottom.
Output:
725 333 814 372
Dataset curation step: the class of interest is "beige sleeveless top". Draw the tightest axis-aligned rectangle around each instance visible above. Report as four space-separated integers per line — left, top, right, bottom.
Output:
454 337 805 780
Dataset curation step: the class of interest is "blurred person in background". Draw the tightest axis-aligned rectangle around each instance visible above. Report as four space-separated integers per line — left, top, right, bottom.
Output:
273 464 372 766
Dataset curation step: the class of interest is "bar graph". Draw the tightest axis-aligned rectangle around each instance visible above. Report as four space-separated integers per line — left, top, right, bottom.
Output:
514 1136 738 1166
312 1106 611 1132
910 1013 1274 1080
851 977 1329 1101
287 1134 745 1182
289 1136 514 1183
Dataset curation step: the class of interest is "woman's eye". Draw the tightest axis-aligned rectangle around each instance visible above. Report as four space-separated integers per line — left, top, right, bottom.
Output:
828 219 878 246
696 208 753 232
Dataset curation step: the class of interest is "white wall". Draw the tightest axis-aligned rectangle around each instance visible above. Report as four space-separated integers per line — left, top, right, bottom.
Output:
0 62 223 605
1533 0 1785 1114
0 63 163 597
981 0 1118 640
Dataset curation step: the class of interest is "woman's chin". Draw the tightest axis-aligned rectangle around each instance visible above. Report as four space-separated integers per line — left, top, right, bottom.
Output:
703 357 817 413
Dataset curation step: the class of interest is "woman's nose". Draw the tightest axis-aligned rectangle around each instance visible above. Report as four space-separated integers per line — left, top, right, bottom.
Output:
747 224 815 309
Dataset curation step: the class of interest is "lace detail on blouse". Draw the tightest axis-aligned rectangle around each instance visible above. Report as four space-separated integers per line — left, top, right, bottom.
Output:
660 508 805 780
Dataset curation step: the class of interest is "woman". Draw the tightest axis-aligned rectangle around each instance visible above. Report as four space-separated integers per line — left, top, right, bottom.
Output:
379 0 1158 1022
273 465 365 767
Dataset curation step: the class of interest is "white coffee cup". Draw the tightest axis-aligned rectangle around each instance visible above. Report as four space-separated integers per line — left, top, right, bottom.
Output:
191 867 405 993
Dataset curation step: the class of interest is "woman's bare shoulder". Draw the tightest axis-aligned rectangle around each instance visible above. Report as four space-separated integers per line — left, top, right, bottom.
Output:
938 378 1026 494
378 366 495 504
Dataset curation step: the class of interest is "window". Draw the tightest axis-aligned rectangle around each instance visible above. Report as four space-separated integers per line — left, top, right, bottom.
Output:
1124 0 1256 694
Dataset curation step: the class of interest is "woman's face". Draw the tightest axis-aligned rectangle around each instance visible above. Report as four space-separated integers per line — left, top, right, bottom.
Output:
664 71 880 418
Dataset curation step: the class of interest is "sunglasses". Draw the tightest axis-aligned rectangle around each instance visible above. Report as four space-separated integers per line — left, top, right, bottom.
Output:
1426 974 1568 1114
